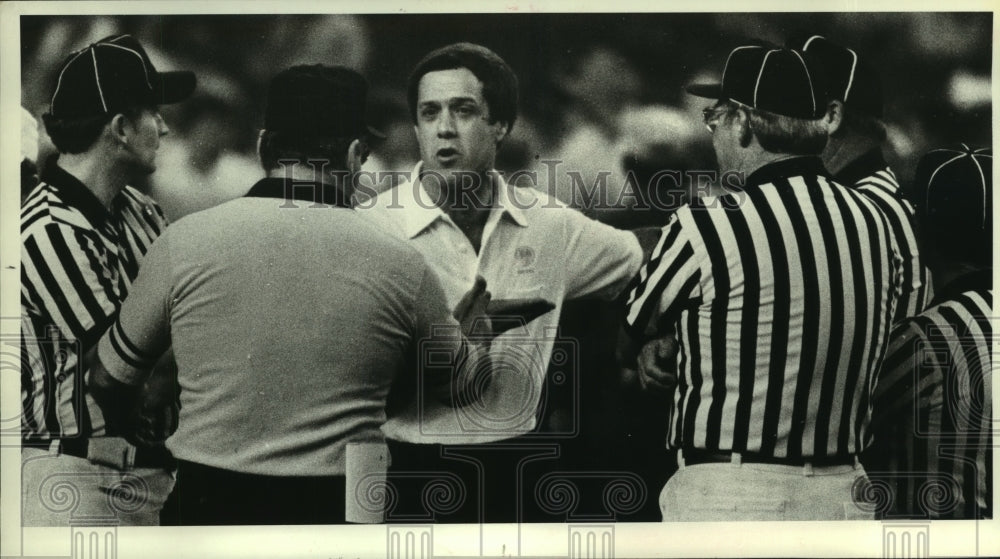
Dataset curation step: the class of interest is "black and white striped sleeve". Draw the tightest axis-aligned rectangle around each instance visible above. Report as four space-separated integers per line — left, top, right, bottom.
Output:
97 232 173 386
21 222 119 349
623 211 701 339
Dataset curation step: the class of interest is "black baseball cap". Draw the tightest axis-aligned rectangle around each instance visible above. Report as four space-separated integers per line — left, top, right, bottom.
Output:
913 144 992 262
687 45 827 119
264 64 385 141
49 34 196 118
792 35 883 118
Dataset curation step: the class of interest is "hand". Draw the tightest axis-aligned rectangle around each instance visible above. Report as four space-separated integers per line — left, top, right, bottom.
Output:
452 275 492 339
637 335 679 392
129 350 180 447
128 399 179 447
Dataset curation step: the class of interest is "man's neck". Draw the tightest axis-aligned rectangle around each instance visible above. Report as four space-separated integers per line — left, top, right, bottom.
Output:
738 151 803 183
423 169 496 224
823 132 881 176
267 162 350 200
57 151 129 209
422 168 496 253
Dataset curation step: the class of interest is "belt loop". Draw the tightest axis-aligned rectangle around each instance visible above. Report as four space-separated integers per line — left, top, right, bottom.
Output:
123 443 137 470
678 449 686 468
49 440 61 454
731 452 742 466
803 462 814 477
854 456 860 470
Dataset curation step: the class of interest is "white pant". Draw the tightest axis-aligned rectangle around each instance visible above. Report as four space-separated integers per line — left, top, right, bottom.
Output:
22 446 175 526
659 452 875 521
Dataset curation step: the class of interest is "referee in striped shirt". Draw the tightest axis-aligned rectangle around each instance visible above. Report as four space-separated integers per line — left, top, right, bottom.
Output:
794 35 933 322
623 45 903 521
20 35 194 525
867 145 992 520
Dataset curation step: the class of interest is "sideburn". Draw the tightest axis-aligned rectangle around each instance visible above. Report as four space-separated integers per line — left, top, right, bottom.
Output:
739 120 752 148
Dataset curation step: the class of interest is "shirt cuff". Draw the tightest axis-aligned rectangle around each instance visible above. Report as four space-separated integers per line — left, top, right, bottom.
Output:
97 319 155 386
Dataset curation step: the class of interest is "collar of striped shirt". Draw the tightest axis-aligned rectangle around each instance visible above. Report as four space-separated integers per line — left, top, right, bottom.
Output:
743 155 831 189
930 268 993 307
833 148 888 186
243 177 351 208
40 156 116 226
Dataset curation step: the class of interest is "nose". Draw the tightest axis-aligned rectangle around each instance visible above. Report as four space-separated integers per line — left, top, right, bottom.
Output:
436 110 456 138
156 113 170 137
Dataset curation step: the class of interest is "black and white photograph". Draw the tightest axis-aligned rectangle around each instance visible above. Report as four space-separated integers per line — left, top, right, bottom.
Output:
0 1 995 558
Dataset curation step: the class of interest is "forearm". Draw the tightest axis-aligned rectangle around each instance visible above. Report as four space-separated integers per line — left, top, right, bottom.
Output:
89 357 142 438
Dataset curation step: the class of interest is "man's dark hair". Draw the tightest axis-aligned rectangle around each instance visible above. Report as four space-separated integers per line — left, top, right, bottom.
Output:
42 104 149 154
407 42 518 134
257 131 357 173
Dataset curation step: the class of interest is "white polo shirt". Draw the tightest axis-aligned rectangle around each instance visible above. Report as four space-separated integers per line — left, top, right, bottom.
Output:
361 163 643 444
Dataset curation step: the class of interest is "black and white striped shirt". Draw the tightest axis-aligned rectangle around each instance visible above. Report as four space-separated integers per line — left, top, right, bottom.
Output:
20 159 168 441
867 270 992 519
836 149 933 321
625 156 902 459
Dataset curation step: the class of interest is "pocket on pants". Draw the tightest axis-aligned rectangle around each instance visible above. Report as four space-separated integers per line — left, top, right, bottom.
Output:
659 467 789 521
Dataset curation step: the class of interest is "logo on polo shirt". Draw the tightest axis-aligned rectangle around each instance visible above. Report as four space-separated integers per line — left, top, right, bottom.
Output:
514 246 536 271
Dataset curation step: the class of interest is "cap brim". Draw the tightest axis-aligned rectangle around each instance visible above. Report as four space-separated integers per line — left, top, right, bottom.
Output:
685 83 724 99
155 71 197 105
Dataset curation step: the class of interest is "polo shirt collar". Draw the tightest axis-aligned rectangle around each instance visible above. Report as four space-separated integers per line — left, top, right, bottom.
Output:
400 162 528 239
243 177 351 208
41 155 114 226
398 163 448 239
744 156 831 189
494 174 529 228
834 148 888 186
929 268 993 307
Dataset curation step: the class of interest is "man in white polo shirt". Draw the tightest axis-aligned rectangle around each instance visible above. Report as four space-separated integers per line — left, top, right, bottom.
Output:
361 42 648 523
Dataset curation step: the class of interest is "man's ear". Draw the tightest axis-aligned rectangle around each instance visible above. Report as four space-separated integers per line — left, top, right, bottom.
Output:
108 113 131 146
735 109 752 148
826 100 845 136
494 121 509 144
346 138 364 175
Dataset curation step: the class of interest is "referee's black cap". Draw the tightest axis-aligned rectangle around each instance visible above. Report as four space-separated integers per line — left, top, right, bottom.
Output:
49 34 196 118
791 35 883 118
686 45 827 119
264 64 385 142
913 144 992 263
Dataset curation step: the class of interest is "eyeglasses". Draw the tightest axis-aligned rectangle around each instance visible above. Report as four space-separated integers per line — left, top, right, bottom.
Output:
702 103 730 134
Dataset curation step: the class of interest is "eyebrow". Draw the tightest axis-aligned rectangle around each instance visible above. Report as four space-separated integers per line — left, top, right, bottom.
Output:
418 96 480 107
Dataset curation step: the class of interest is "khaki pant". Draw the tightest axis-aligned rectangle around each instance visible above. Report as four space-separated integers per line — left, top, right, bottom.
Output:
22 445 175 526
659 453 876 521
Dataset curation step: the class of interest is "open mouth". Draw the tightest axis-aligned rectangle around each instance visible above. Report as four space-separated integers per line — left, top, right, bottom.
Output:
436 148 460 164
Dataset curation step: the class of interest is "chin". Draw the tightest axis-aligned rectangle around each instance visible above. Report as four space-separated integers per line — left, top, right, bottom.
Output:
424 166 477 186
130 162 157 180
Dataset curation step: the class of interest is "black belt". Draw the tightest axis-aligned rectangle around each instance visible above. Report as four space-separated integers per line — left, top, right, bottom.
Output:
682 448 856 468
23 437 175 469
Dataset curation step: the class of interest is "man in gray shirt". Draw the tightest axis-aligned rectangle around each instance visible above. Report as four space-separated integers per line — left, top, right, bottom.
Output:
90 65 491 525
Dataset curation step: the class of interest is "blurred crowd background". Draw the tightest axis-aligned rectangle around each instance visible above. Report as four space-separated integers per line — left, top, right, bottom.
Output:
19 12 993 521
21 13 992 222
